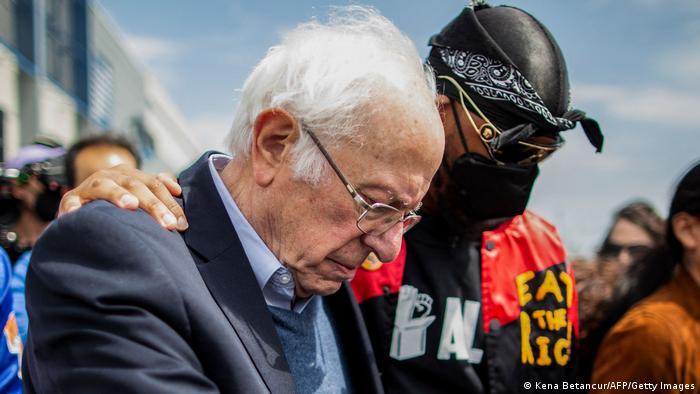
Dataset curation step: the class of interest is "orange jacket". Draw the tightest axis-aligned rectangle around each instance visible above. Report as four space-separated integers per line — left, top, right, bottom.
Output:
592 267 700 393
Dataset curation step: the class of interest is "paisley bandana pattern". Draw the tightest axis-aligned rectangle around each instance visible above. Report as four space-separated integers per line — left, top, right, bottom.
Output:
438 48 575 130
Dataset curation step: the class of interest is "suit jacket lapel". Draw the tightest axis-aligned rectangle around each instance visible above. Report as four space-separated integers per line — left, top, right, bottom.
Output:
178 152 294 392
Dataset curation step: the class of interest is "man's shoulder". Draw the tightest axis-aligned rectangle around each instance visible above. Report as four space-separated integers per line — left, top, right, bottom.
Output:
34 201 189 273
58 200 170 235
28 201 201 314
43 200 189 252
497 209 566 258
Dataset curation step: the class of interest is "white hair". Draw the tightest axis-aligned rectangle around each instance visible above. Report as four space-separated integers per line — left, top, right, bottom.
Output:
227 5 436 184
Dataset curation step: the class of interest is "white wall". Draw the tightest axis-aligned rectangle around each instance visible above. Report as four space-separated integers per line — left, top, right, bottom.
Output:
1 2 201 174
0 45 21 160
36 79 78 145
88 4 146 133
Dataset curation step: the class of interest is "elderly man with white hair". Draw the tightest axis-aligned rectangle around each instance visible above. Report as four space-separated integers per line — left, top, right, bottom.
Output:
22 6 443 394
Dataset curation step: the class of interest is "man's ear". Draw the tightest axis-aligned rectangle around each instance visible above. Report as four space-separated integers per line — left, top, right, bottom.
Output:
672 212 700 251
250 108 299 187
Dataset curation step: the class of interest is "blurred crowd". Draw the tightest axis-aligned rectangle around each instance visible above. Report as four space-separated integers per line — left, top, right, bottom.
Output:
0 134 140 392
0 2 698 394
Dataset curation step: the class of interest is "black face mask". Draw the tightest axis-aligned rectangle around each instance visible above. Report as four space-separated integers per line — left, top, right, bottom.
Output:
446 100 539 220
448 153 539 220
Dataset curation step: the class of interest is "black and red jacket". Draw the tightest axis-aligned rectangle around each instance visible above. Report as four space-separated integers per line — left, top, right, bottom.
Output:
352 210 579 393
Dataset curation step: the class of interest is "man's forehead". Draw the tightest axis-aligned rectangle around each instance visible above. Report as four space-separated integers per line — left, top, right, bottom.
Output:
356 179 421 209
79 144 134 159
325 96 443 207
343 142 439 206
75 146 138 172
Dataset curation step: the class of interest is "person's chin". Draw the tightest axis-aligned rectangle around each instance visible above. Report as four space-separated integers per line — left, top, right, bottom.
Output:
295 260 359 296
314 282 344 296
331 258 359 279
299 277 345 297
296 280 342 296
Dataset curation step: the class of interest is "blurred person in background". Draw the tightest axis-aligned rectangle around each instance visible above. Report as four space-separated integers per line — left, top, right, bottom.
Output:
575 200 665 381
572 255 621 383
7 134 142 345
64 134 141 189
597 201 664 268
0 140 66 264
0 140 66 345
591 161 700 391
58 2 604 393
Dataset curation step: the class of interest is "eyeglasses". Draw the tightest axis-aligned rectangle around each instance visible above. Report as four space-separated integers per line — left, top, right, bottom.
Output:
438 75 564 165
303 125 422 235
599 241 653 260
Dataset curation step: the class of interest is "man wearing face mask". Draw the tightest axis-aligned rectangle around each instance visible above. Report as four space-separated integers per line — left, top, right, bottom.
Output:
350 3 603 393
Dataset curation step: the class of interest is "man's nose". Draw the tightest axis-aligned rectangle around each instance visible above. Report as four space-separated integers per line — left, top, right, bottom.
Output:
362 223 403 262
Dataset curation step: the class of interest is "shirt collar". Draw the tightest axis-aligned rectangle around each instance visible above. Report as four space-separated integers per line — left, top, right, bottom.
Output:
207 154 310 312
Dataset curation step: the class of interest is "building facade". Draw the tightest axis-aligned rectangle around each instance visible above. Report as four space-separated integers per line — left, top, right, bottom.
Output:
0 0 200 171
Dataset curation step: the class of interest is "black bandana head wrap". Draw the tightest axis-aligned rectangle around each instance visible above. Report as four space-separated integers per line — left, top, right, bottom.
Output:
428 3 604 154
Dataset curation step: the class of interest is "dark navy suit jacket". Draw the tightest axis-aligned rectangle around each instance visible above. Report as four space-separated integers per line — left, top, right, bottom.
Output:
22 152 382 393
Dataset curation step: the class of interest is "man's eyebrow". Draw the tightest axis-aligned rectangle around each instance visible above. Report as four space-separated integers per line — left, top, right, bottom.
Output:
356 183 414 209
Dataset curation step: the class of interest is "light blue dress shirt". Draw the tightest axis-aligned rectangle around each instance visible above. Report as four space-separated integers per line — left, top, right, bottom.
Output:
208 154 310 312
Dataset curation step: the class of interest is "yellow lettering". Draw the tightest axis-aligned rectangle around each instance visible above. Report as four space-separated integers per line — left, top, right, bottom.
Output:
553 309 567 331
535 336 552 366
530 309 567 332
559 271 573 308
531 310 547 329
543 309 568 331
535 270 564 303
516 270 535 307
545 310 556 330
554 337 570 366
520 312 534 365
554 321 573 366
